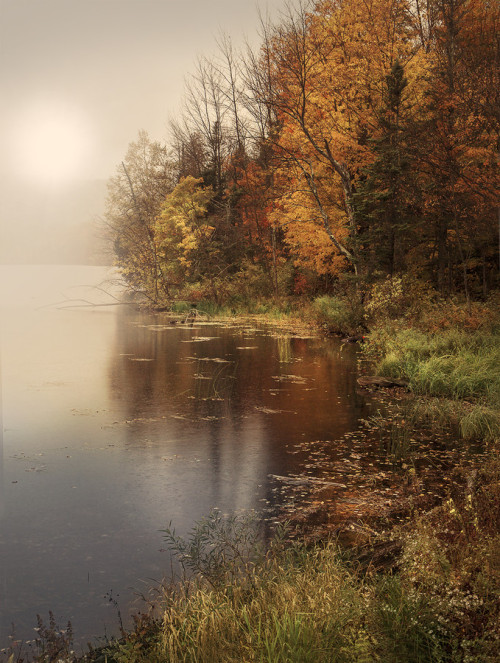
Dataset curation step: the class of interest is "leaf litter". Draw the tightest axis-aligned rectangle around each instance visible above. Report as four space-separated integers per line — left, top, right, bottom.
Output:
266 399 486 543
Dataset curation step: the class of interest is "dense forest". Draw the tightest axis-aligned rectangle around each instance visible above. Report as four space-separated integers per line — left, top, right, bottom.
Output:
106 0 499 311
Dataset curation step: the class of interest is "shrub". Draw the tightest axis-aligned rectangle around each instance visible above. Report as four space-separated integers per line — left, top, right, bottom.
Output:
365 275 437 325
398 456 500 663
374 575 449 662
311 295 365 335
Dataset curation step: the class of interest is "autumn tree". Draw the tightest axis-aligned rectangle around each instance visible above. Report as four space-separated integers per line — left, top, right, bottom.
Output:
177 57 234 194
169 124 208 181
260 0 423 279
154 176 215 296
214 33 249 152
105 131 174 303
107 0 498 306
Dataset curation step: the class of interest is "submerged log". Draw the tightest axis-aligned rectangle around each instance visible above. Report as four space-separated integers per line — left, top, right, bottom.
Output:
357 376 409 389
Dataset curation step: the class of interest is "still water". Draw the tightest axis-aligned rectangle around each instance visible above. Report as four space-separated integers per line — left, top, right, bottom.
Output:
0 265 373 648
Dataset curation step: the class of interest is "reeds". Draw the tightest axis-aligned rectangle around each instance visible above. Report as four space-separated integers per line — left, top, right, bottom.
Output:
159 545 369 663
373 329 499 398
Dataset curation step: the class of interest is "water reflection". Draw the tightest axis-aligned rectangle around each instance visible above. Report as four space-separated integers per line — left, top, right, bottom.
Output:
0 359 4 522
105 310 372 534
0 267 373 648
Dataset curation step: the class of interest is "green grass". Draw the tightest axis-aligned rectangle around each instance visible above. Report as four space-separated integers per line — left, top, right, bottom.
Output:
170 300 195 314
157 545 371 663
366 326 500 441
188 297 295 319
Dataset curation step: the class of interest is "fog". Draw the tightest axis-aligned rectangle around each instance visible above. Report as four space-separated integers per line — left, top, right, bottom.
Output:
0 0 289 265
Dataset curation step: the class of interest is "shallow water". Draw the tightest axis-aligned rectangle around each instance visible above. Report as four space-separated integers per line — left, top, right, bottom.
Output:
0 265 374 648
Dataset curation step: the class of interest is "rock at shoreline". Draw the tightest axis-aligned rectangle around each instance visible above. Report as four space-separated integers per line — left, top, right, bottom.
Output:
357 376 409 389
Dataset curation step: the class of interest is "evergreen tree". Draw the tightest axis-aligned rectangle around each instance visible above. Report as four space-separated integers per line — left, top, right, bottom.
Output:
353 60 418 277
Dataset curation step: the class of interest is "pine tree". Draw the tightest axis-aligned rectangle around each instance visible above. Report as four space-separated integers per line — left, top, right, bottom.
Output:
353 60 417 277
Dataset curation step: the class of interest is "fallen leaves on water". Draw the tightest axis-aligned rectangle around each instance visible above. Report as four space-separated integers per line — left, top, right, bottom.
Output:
254 406 296 415
187 356 231 363
271 374 307 384
187 395 224 401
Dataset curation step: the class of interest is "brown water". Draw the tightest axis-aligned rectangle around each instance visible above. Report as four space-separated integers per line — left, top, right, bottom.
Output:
0 266 374 649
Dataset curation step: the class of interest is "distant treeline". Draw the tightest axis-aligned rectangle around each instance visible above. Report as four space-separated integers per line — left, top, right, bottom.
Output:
105 0 499 307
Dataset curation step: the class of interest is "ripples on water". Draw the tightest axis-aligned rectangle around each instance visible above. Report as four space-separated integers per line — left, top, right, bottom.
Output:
0 265 372 647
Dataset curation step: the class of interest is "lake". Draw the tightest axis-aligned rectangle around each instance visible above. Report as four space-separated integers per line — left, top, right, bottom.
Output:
0 265 375 649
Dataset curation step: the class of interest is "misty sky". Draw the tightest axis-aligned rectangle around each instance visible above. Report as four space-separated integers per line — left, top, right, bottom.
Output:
0 0 289 264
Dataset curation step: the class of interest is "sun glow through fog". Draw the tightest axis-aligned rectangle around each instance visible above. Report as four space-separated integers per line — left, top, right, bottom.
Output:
8 101 94 186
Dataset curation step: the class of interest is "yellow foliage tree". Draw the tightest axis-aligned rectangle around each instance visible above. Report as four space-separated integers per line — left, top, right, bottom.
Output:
154 176 214 295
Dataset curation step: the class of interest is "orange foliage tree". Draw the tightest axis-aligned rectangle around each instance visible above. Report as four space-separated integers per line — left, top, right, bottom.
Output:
263 0 426 278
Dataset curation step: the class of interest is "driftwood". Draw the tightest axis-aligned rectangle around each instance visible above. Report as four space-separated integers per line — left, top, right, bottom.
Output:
357 376 409 389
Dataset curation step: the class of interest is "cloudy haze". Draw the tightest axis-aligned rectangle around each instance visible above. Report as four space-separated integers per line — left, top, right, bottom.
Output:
0 0 289 264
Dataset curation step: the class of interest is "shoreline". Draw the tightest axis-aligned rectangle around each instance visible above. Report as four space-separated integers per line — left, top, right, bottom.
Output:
3 307 498 662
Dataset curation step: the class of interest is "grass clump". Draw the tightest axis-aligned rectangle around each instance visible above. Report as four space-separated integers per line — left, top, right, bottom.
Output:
373 575 449 662
365 323 500 442
100 512 376 663
156 512 370 662
158 543 371 663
